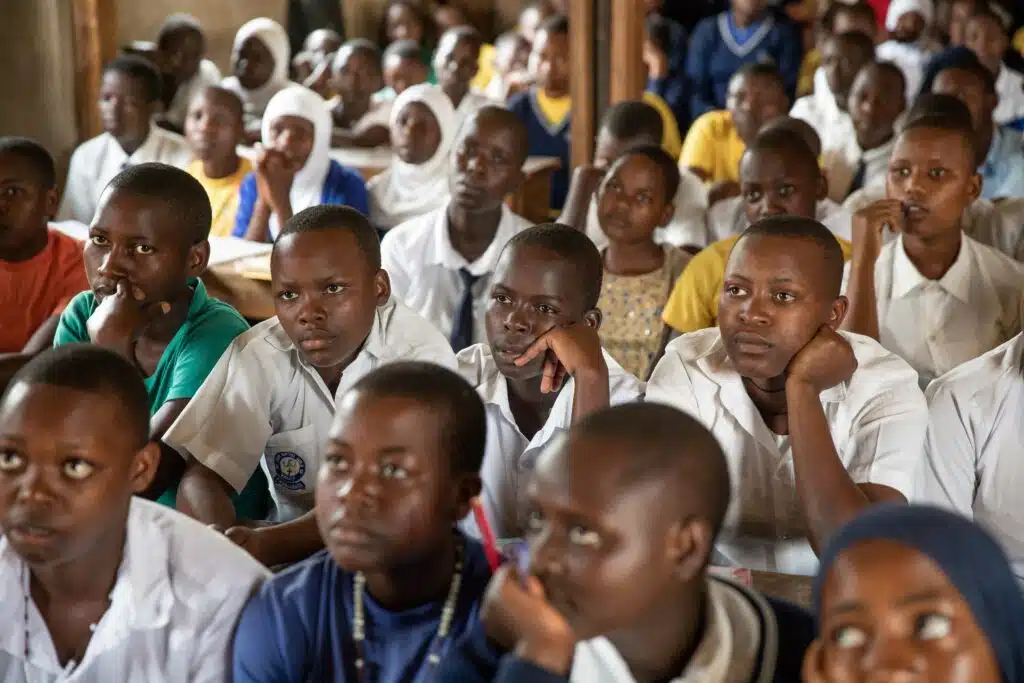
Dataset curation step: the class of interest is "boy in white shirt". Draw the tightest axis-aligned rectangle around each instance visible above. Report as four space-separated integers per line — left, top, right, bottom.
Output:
59 56 190 224
382 106 532 351
0 344 268 681
154 14 222 133
435 26 495 131
328 40 392 149
843 102 1024 388
648 217 926 576
166 205 456 568
459 224 644 539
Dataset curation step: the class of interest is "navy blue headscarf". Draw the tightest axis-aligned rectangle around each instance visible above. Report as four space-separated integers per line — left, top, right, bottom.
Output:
814 504 1024 683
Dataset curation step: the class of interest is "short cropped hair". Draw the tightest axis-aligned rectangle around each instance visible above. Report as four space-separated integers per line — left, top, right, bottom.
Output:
617 144 682 201
0 137 56 188
829 30 877 67
902 94 978 163
601 101 663 145
351 361 486 476
277 205 381 270
746 124 820 174
823 0 876 33
384 39 425 64
733 61 786 91
156 13 203 49
466 106 531 167
645 13 673 54
920 46 997 96
442 25 484 49
104 55 163 103
503 223 603 310
865 61 909 99
5 345 150 448
738 216 846 300
196 85 245 122
538 14 569 37
104 163 211 243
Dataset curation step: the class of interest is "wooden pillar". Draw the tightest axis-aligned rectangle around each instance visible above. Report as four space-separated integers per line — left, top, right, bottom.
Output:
71 0 119 141
608 0 646 104
569 0 597 169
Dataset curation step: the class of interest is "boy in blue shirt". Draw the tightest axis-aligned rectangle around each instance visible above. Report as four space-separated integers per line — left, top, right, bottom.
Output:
232 361 492 682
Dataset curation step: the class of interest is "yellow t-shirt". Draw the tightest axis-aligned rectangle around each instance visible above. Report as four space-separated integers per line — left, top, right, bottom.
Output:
798 48 820 98
661 234 854 334
679 110 747 184
1014 28 1024 55
536 89 572 126
187 158 253 238
472 43 496 92
642 91 683 160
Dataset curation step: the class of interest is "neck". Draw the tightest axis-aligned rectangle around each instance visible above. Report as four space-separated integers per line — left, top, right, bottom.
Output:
337 96 372 126
732 9 762 28
608 582 708 683
542 85 568 100
447 202 503 263
363 533 458 611
858 131 893 153
743 373 790 432
115 126 150 157
315 333 370 394
0 227 49 263
141 284 195 344
202 154 241 180
30 525 126 605
604 239 663 276
444 82 470 108
903 229 962 281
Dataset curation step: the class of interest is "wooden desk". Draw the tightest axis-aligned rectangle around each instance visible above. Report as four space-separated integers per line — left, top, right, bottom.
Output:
750 570 813 608
203 264 275 321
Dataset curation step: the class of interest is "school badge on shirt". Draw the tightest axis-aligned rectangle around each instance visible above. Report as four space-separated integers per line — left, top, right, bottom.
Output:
273 451 307 490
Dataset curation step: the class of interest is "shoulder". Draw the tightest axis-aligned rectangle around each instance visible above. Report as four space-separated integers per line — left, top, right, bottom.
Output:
604 350 646 400
690 110 731 135
966 233 1024 281
61 290 97 322
248 549 338 615
381 209 441 255
456 343 500 388
68 134 109 164
326 160 366 188
691 14 719 37
507 91 533 114
841 331 926 404
663 328 725 365
187 292 250 340
377 299 455 364
926 333 1024 405
648 330 726 402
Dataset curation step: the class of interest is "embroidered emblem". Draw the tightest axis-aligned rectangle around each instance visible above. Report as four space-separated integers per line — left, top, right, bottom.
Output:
273 452 307 490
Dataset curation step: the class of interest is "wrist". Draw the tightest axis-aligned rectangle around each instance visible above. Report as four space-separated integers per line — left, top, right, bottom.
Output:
785 375 821 398
516 632 576 676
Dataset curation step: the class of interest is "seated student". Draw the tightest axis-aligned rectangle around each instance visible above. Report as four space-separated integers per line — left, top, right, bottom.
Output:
382 107 531 351
169 206 455 566
383 0 437 81
790 31 876 153
517 0 555 44
184 86 252 238
644 12 689 129
458 224 644 539
235 85 369 242
438 403 816 683
686 0 802 119
508 14 572 213
680 63 790 203
153 13 222 133
329 40 392 149
381 40 431 99
484 31 532 102
663 127 855 335
806 505 1024 683
843 103 1024 388
805 0 879 101
435 26 494 130
368 84 456 231
53 163 262 513
648 217 926 576
823 61 906 202
58 56 190 224
923 47 1024 200
947 0 979 46
875 0 938 103
562 100 709 251
0 138 88 356
221 18 293 142
0 345 269 680
303 27 344 69
964 5 1024 125
594 146 692 381
231 362 490 682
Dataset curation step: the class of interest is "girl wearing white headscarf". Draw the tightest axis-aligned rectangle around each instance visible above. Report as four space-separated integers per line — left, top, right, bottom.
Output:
368 84 458 230
233 86 369 242
221 18 294 134
876 0 937 102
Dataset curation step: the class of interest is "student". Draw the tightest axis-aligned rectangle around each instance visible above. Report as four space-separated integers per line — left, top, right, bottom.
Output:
235 85 369 242
484 31 532 101
680 63 790 200
328 39 392 149
184 86 252 238
823 61 906 202
303 27 344 67
231 362 490 682
805 505 1024 683
383 0 436 77
381 107 531 351
686 0 802 119
562 100 709 251
0 345 269 680
221 17 293 140
381 40 431 98
518 1 555 44
459 224 644 539
0 138 87 357
594 146 691 381
663 127 854 336
58 56 190 224
648 217 926 576
435 26 493 130
508 14 572 212
168 206 455 566
644 12 689 129
965 6 1024 126
875 0 937 102
53 163 261 513
438 403 816 683
368 84 457 231
154 13 222 133
947 0 980 46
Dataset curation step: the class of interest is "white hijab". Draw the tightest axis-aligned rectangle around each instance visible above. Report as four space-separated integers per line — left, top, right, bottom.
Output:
884 0 934 32
368 84 458 229
222 18 292 123
261 85 334 238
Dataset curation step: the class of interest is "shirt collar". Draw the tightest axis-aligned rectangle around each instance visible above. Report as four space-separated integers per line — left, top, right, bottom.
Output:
106 125 164 166
891 234 972 303
429 202 522 277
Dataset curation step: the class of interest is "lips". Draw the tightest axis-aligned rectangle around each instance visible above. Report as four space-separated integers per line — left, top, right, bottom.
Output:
730 331 774 354
901 201 929 221
493 343 532 363
6 522 59 548
326 510 378 546
298 331 336 351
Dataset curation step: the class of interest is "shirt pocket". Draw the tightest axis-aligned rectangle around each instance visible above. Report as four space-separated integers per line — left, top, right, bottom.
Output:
264 424 319 496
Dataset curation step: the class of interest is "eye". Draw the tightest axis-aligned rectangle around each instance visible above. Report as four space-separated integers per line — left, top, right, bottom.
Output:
744 190 763 203
929 167 948 179
636 192 652 205
1 187 20 198
773 291 796 303
724 285 747 297
89 235 110 247
0 451 24 472
537 304 558 315
833 624 868 650
493 293 512 305
778 184 795 198
568 525 601 548
525 510 545 534
62 459 95 481
915 613 952 641
325 284 345 295
278 290 298 302
379 461 407 480
133 244 155 255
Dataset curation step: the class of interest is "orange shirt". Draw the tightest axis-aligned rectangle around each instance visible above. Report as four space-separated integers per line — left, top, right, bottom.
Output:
0 229 89 352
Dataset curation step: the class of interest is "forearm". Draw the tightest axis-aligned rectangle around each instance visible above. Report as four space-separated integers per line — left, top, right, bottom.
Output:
21 315 61 355
570 367 610 424
176 461 239 528
243 200 274 242
254 511 324 567
840 255 880 340
558 178 597 230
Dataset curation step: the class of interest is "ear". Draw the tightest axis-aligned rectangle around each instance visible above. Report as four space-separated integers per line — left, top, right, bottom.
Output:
827 295 849 330
453 474 483 521
129 441 161 495
187 239 211 277
816 170 828 202
667 516 714 583
42 187 59 221
374 268 392 306
583 307 602 331
658 201 675 228
967 171 983 204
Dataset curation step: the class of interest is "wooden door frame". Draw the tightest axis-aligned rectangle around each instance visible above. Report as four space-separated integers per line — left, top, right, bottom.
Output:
70 0 118 142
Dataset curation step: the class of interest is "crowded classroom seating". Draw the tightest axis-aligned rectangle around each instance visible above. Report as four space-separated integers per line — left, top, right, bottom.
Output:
2 0 1024 680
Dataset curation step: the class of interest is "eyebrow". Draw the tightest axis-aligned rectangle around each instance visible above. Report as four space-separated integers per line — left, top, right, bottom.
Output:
894 588 944 607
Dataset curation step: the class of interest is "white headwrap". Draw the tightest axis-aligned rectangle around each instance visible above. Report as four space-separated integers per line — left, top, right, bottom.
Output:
885 0 934 32
221 18 292 123
261 85 334 238
368 84 458 229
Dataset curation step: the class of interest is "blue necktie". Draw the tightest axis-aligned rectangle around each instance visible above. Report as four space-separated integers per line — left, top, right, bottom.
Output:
847 157 867 197
450 268 480 352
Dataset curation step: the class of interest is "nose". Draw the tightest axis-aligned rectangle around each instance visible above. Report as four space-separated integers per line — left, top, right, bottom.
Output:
296 294 327 327
529 525 566 579
863 636 918 683
759 194 786 218
96 244 129 280
15 465 56 506
333 462 380 513
737 293 770 326
465 151 485 174
502 306 530 335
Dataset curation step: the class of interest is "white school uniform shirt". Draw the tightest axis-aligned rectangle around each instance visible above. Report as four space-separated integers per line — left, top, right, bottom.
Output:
381 202 532 344
0 498 269 683
820 135 896 204
584 168 711 251
916 333 1024 582
994 64 1024 126
705 197 850 244
457 343 644 539
875 40 931 104
57 127 191 223
163 59 223 130
646 328 927 576
847 233 1024 388
790 85 856 152
163 298 456 522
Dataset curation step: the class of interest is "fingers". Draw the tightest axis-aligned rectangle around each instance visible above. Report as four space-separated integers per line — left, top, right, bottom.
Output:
115 280 130 299
514 333 552 367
